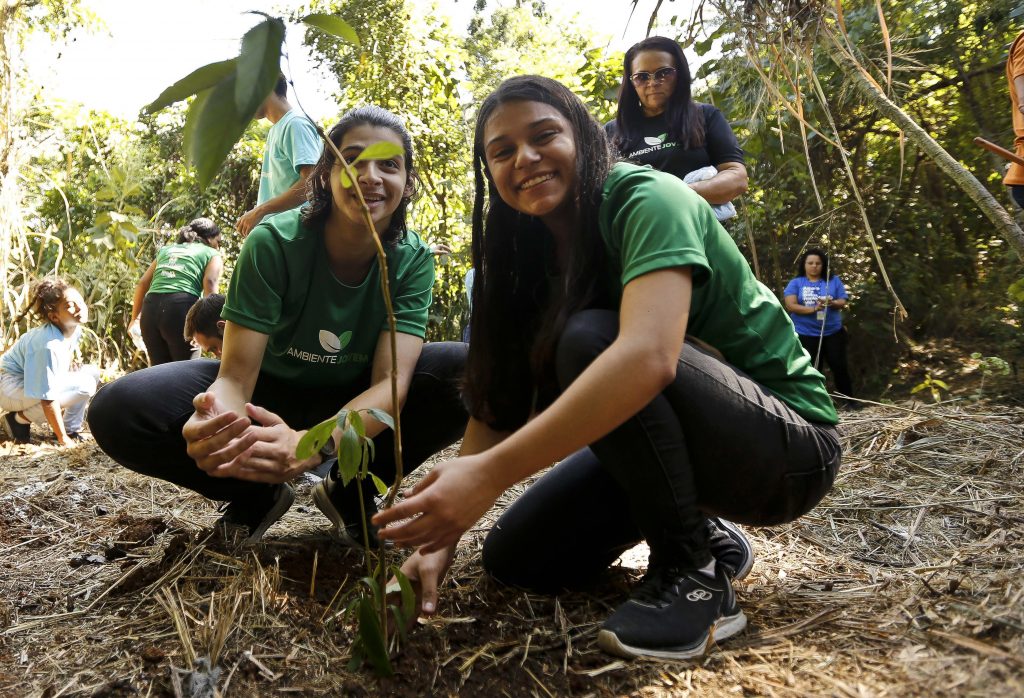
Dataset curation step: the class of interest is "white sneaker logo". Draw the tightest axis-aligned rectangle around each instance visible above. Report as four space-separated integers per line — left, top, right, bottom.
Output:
687 589 713 602
319 329 353 353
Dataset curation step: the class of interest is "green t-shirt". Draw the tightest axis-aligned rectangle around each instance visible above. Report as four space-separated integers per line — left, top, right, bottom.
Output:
257 110 323 205
222 209 435 388
599 163 838 424
147 242 219 297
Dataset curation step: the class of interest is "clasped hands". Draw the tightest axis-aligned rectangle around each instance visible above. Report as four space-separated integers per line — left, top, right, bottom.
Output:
183 392 316 483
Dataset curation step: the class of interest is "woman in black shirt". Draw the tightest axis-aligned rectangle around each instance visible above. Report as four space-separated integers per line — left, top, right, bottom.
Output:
605 36 748 207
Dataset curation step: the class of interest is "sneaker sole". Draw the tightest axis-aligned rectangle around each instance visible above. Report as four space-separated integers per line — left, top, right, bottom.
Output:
242 485 295 546
311 480 363 548
596 609 747 661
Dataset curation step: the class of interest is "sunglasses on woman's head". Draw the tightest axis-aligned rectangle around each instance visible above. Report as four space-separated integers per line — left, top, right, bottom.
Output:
630 67 677 87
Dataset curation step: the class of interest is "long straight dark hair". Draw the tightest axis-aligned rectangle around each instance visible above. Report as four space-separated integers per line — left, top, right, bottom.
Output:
612 36 704 153
464 76 613 430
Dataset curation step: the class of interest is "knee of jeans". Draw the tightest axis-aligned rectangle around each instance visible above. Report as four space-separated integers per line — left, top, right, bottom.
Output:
555 310 616 388
481 526 546 591
85 380 123 440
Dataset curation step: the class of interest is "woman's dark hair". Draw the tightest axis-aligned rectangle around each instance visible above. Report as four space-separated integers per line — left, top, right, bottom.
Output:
176 217 221 245
612 36 704 154
464 75 612 430
797 247 832 279
302 106 416 246
17 276 70 324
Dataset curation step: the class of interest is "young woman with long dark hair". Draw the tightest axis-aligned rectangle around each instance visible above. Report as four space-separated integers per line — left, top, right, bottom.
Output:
606 36 747 208
90 106 467 544
374 76 841 662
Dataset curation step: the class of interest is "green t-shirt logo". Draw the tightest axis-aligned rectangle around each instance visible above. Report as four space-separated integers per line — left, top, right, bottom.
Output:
319 330 353 353
644 133 667 146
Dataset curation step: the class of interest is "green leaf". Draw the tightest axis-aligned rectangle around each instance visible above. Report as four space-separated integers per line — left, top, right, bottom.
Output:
338 425 362 485
396 568 415 622
370 473 388 496
142 58 238 114
186 73 252 187
365 437 375 462
181 86 211 164
365 408 394 431
910 382 927 394
338 167 353 189
356 597 392 676
335 409 349 429
302 14 360 46
353 142 404 163
235 18 285 120
296 417 335 460
932 379 950 390
348 409 365 438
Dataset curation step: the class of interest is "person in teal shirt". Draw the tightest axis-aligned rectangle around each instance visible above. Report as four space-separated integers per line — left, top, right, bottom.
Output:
89 106 467 547
130 218 223 365
236 76 323 237
374 76 842 663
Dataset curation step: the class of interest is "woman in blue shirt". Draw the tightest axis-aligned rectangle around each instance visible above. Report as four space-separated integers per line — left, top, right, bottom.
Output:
783 247 853 401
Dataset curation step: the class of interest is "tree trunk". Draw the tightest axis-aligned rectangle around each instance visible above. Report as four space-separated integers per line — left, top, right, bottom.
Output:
827 36 1024 262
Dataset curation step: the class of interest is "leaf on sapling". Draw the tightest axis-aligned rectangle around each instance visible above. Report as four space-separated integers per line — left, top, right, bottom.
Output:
296 417 335 460
186 73 252 187
353 142 404 163
338 168 353 189
234 18 286 120
365 437 375 462
142 58 238 114
370 473 388 496
364 408 394 431
301 14 361 46
348 410 365 438
337 426 362 485
396 569 415 623
335 409 349 429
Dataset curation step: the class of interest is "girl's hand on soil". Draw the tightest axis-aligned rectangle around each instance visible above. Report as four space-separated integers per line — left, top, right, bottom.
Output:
393 544 456 618
184 392 257 474
373 453 503 553
211 404 317 484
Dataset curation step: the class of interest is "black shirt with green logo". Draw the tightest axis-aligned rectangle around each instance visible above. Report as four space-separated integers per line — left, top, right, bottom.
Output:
604 104 744 181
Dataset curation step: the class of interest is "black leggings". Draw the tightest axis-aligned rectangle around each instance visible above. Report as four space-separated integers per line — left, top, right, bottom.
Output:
482 310 841 592
141 292 200 365
798 329 853 398
87 343 469 506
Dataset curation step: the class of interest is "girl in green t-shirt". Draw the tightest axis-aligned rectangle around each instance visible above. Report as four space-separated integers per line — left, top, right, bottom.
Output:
130 218 223 365
89 107 467 547
373 76 842 663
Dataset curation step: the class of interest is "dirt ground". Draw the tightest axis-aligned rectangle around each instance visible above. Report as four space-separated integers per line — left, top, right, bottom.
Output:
1 398 1022 697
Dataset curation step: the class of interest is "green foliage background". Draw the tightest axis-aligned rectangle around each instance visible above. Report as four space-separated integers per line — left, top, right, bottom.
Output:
2 0 1021 397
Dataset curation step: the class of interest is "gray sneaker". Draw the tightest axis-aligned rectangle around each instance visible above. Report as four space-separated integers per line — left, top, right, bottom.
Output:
707 517 754 581
311 465 385 549
216 484 294 545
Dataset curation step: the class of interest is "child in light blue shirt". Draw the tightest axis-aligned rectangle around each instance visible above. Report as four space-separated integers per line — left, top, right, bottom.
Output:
1 277 99 446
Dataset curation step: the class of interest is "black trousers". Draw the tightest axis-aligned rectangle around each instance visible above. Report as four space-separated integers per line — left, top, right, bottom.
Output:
141 292 200 365
88 342 469 506
482 310 841 592
798 329 853 398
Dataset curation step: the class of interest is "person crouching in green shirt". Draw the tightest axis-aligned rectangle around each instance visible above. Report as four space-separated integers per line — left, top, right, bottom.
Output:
89 106 468 545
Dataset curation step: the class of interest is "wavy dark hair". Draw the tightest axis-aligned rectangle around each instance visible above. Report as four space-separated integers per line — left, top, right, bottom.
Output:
302 106 416 246
176 217 221 245
464 75 613 430
612 36 704 154
17 276 70 324
797 247 833 279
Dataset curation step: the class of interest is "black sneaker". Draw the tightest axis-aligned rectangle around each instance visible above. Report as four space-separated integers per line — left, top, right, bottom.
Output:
216 483 294 545
2 413 31 444
707 517 754 581
311 464 384 549
597 565 746 660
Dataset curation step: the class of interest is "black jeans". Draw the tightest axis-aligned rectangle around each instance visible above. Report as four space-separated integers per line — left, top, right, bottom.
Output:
88 342 469 506
482 310 841 593
141 292 200 365
798 328 853 398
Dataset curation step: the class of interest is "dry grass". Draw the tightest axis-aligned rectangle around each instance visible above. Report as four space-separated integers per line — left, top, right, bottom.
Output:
1 399 1022 696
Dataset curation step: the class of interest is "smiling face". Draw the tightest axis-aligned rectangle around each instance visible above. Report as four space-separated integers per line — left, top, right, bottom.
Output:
804 254 824 279
630 50 679 117
482 100 578 236
328 124 412 234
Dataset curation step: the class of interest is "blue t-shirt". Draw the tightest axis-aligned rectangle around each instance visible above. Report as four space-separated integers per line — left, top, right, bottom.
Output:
257 110 323 205
783 276 848 337
0 323 81 399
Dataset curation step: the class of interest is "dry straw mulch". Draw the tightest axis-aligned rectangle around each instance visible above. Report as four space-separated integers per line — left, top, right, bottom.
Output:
1 399 1022 696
